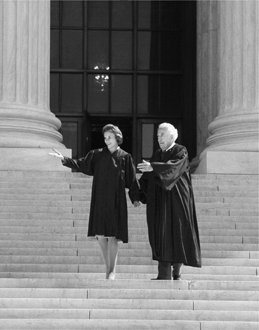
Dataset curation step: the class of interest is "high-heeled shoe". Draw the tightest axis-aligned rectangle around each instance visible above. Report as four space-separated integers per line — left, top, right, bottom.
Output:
108 272 116 280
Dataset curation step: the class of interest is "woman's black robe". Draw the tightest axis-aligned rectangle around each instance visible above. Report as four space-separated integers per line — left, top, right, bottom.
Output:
139 144 202 267
62 147 140 243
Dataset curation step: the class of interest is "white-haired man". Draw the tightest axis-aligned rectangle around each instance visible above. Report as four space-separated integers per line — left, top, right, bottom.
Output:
138 123 201 280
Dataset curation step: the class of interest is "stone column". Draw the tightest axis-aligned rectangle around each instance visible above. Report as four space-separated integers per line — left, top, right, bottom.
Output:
196 0 259 174
0 0 71 170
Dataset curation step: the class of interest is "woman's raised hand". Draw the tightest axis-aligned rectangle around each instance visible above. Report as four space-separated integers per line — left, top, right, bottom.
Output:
49 148 64 160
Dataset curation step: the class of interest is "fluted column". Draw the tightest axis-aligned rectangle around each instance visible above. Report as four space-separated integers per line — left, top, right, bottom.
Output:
196 0 259 174
0 0 70 170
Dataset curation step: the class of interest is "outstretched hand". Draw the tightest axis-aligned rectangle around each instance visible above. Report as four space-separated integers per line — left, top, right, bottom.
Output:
137 160 153 172
49 148 64 160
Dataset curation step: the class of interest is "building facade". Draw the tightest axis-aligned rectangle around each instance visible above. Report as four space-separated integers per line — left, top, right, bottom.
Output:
0 0 258 173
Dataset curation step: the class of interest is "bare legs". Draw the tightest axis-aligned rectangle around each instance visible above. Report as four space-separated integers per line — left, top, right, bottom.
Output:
97 237 119 280
97 237 109 278
107 237 119 279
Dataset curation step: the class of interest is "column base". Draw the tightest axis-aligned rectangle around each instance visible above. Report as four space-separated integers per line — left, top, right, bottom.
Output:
195 151 259 175
0 148 72 171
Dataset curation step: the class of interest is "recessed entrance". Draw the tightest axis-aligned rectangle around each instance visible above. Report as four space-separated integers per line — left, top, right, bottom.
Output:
50 1 197 162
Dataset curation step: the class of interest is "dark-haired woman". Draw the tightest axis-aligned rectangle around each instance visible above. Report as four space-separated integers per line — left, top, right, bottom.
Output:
49 124 140 280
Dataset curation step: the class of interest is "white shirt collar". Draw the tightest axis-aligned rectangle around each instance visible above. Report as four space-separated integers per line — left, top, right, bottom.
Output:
165 142 175 151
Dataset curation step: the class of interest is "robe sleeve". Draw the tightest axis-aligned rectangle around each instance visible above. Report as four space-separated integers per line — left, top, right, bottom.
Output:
62 150 95 176
125 154 140 204
138 173 149 204
151 147 189 191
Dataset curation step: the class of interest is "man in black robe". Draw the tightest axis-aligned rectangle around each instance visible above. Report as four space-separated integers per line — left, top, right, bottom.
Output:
138 123 201 280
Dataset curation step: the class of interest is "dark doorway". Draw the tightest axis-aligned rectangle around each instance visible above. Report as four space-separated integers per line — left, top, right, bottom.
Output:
50 1 197 162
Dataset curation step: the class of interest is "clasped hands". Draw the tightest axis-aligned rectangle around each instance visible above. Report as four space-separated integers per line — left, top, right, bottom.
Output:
137 160 153 173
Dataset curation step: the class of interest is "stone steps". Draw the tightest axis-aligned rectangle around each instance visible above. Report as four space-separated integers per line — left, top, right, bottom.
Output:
1 296 257 310
0 188 256 198
0 201 258 213
0 174 257 182
0 218 257 227
0 171 258 329
0 193 258 204
0 226 257 238
1 277 258 291
0 237 257 247
0 255 257 267
0 208 258 217
0 247 257 259
0 217 258 226
0 287 258 301
0 240 257 252
0 234 258 251
1 210 257 220
0 309 258 322
0 264 258 283
0 233 258 245
0 197 258 210
0 272 258 282
0 271 258 282
1 319 258 330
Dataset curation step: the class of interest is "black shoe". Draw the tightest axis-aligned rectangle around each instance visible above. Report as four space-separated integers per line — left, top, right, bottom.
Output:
173 274 181 280
151 277 172 281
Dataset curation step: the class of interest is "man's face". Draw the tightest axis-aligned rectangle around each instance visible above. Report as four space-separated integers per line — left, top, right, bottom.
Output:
157 128 173 151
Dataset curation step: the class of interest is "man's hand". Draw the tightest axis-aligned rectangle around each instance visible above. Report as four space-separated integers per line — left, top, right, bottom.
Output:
137 160 153 172
133 201 140 207
49 148 64 160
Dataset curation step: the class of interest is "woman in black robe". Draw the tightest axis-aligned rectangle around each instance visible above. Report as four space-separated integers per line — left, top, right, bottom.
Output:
138 123 201 280
49 124 140 280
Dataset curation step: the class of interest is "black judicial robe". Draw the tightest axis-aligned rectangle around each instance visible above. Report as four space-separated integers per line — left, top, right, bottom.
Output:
139 144 202 267
62 147 139 243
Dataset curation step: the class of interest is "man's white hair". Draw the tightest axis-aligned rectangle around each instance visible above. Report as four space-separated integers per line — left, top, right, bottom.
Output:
158 123 178 142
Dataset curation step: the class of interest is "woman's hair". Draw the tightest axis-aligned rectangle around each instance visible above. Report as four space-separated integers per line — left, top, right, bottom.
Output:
158 123 178 142
102 124 123 145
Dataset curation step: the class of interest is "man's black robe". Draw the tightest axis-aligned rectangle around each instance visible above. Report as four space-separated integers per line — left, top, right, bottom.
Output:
139 144 202 267
62 147 139 243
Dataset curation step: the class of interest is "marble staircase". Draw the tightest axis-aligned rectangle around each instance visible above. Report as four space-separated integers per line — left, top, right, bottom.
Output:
0 171 258 330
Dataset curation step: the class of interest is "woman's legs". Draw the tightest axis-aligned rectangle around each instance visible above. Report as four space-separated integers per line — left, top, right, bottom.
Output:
97 236 119 279
97 237 110 279
107 237 119 279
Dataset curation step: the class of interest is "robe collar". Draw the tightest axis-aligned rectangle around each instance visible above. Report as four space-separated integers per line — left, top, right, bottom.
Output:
160 143 176 161
105 146 120 155
161 142 176 154
165 142 175 151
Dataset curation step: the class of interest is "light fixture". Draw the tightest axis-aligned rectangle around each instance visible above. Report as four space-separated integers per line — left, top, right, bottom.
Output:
94 64 110 91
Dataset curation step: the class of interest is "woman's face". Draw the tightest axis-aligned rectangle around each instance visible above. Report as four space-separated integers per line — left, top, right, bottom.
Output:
104 131 118 153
